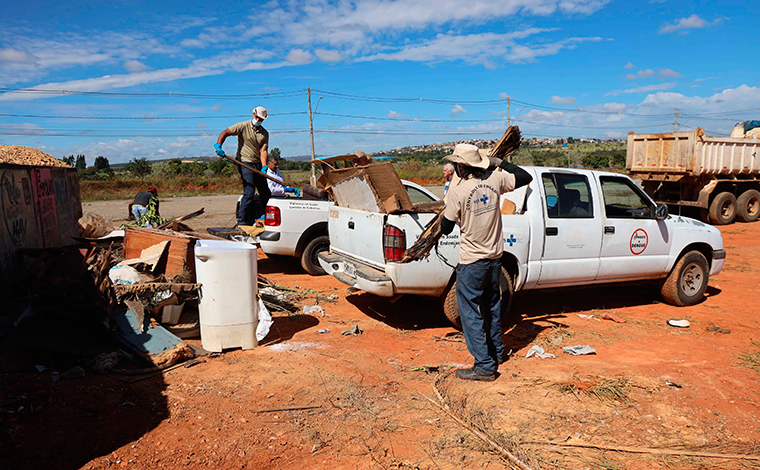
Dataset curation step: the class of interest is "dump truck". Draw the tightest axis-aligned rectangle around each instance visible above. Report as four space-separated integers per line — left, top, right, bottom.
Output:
626 127 760 224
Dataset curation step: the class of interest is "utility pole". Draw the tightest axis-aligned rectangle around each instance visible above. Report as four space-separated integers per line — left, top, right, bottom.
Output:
674 108 678 133
507 97 511 126
308 87 316 185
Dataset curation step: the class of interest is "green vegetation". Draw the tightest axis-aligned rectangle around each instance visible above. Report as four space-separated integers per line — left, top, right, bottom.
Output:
79 141 628 200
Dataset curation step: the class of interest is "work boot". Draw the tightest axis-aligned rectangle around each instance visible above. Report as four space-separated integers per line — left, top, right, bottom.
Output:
455 367 496 382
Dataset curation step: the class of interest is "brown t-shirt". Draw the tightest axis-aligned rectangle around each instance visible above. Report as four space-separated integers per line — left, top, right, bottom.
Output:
444 169 516 265
227 120 269 163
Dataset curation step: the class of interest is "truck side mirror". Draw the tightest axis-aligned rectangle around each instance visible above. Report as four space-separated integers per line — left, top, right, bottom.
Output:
655 203 669 220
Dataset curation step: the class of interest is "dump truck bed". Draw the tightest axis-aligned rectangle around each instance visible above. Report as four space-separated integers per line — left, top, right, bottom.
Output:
627 128 760 177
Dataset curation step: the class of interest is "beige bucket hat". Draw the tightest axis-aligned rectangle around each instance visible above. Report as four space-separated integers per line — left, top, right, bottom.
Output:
444 143 490 169
252 106 268 120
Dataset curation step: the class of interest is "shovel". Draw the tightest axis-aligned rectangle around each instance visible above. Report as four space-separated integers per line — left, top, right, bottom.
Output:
219 154 284 185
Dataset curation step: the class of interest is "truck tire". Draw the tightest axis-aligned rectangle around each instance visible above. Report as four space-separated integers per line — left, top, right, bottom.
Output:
441 267 514 330
708 192 736 225
300 235 330 276
736 189 760 222
660 250 709 307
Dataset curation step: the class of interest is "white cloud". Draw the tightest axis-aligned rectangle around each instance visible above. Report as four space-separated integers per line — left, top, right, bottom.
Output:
388 111 405 118
624 62 635 69
211 104 222 111
286 49 313 65
315 49 343 63
551 96 577 105
658 68 682 78
659 14 722 34
450 105 467 114
607 82 677 96
0 48 36 63
602 102 626 112
124 60 149 73
356 30 602 66
499 92 509 100
626 73 636 80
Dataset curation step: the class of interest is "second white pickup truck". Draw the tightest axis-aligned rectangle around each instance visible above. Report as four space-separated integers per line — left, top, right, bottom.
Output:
319 167 726 327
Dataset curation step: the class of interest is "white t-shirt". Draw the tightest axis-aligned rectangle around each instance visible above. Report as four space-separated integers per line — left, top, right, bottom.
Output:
267 168 285 196
443 169 516 265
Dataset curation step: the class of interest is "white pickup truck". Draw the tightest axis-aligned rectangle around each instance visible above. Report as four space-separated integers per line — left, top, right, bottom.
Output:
319 167 726 327
256 180 439 275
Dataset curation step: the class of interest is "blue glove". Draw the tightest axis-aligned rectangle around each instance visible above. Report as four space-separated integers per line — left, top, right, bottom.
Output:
214 143 225 157
261 165 269 174
284 186 301 197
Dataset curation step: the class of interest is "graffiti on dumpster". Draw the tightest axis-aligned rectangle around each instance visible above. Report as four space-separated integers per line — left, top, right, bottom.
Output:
1 171 30 246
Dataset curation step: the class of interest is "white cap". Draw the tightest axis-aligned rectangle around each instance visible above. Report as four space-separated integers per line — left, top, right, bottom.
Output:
252 106 268 120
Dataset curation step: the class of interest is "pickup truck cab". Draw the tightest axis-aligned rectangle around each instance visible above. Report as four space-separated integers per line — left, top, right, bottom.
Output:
257 180 438 275
319 167 726 327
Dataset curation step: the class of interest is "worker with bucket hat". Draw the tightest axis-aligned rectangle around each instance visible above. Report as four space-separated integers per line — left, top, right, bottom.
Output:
215 106 271 225
440 143 532 381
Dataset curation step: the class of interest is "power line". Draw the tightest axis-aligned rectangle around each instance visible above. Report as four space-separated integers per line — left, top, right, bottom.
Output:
0 87 306 99
0 112 307 120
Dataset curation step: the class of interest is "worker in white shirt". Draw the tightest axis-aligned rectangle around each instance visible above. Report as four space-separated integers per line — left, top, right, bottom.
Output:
266 156 300 197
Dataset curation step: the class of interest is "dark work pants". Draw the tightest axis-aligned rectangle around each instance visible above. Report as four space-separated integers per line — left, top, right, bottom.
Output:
455 258 505 374
237 163 271 225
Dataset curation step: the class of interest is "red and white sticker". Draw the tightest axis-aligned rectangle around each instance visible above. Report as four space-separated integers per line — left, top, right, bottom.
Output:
630 229 648 255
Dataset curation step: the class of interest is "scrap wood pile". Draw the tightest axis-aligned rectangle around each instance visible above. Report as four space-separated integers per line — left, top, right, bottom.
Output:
400 126 522 263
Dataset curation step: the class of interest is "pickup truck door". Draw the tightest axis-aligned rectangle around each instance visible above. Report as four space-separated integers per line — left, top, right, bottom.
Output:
537 171 603 285
596 175 670 280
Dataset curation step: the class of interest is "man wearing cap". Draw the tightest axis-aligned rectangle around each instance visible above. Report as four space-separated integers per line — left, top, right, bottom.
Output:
128 186 160 228
215 106 271 225
440 143 532 381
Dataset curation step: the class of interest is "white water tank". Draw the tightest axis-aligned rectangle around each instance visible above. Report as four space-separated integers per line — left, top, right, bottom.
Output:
195 239 258 352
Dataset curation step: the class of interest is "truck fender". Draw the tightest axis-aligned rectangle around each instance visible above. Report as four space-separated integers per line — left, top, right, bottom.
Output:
664 242 714 275
697 180 719 208
295 221 328 256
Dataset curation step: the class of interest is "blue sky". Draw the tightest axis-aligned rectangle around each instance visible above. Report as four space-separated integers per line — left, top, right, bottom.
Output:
0 1 758 163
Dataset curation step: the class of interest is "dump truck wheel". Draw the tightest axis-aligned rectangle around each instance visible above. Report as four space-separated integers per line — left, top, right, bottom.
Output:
736 189 760 222
708 192 736 225
301 235 330 276
660 250 709 306
441 267 514 330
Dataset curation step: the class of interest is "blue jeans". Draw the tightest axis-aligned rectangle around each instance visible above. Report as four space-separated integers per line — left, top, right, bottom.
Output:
456 258 505 374
238 163 271 225
131 205 151 227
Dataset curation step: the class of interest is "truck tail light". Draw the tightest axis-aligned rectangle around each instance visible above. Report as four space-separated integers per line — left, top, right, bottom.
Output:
265 206 281 226
383 224 406 262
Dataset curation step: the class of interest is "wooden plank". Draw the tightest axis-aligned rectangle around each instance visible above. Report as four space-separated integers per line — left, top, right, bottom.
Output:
124 227 197 279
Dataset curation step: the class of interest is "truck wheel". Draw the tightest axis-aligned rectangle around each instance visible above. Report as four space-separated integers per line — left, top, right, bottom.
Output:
300 235 330 276
660 250 709 306
708 192 736 225
736 189 760 222
441 267 514 330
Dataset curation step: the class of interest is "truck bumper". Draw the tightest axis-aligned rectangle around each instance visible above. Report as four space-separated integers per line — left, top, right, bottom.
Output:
319 252 394 297
711 249 726 275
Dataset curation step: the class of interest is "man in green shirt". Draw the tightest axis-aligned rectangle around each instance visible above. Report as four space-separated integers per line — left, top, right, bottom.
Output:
215 106 270 225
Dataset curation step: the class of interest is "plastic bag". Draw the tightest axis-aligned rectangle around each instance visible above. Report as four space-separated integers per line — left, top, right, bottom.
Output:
257 298 274 341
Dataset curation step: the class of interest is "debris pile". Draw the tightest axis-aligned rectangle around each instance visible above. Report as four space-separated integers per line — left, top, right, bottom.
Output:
0 145 71 167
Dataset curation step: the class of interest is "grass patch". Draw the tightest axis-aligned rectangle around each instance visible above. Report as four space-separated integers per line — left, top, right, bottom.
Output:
739 351 760 372
555 375 632 402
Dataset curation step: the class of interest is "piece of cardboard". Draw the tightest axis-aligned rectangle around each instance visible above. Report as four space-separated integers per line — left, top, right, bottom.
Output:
332 174 384 212
319 162 412 213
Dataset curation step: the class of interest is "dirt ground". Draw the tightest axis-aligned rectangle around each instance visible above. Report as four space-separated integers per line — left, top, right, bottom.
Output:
3 196 760 470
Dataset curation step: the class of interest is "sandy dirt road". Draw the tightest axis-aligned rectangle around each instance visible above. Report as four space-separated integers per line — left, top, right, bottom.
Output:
84 187 445 230
3 201 760 470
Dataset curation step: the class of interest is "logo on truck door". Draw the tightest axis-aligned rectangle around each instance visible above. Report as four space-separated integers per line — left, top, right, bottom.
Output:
630 229 648 255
